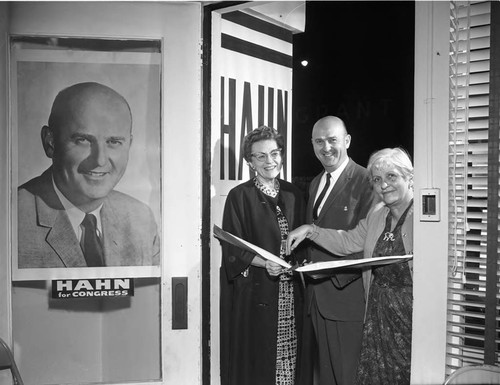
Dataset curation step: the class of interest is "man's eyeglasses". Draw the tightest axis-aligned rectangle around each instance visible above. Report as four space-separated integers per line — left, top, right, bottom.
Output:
251 149 282 162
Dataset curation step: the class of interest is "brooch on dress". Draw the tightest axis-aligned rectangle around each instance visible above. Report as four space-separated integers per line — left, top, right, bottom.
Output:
383 232 395 242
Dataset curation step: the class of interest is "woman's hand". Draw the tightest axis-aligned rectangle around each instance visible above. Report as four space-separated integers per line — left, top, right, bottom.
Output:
265 260 285 276
286 224 314 255
253 256 287 276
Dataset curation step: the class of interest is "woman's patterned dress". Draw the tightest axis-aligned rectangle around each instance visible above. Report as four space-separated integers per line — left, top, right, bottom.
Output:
255 177 297 385
355 201 413 385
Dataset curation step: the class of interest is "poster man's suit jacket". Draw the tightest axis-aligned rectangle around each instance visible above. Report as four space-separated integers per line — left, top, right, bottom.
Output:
18 168 160 268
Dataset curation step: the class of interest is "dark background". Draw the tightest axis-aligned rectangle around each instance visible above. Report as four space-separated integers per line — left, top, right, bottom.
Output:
291 1 415 181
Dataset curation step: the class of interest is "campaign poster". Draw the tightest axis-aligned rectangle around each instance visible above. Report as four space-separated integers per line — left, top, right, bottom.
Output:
11 37 162 280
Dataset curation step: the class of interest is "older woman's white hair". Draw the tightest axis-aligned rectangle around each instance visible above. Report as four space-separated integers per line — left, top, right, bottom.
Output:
367 147 414 182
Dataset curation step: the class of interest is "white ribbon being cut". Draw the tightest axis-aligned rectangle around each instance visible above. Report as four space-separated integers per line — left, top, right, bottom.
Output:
213 224 413 278
213 225 292 269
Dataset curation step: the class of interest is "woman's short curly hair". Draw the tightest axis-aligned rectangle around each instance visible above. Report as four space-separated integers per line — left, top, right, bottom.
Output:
367 147 414 182
242 125 284 162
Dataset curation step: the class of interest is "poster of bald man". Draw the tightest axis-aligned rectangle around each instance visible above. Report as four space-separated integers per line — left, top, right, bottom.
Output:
11 37 162 280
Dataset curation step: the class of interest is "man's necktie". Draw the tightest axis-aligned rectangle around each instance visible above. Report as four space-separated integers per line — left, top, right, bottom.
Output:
313 173 331 220
81 213 104 267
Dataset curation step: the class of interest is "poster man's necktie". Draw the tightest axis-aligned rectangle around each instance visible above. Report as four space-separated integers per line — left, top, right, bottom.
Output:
81 213 104 267
313 173 331 220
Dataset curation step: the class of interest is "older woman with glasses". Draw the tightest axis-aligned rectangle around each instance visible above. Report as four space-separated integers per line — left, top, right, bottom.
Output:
286 147 414 385
219 125 307 385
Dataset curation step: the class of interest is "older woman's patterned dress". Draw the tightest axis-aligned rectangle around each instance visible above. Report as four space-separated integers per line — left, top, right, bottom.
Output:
355 201 413 385
256 178 297 385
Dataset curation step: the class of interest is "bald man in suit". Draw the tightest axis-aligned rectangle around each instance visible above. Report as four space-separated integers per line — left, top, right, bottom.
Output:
18 82 159 268
302 116 373 385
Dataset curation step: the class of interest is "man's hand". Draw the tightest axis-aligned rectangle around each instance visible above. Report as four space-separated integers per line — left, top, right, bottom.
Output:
286 224 314 255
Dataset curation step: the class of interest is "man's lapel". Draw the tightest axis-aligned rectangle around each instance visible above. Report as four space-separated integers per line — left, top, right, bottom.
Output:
100 197 134 265
316 159 354 221
307 173 322 221
36 194 87 267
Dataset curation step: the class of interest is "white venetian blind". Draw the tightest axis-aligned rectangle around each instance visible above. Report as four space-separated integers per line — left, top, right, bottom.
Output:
447 0 500 375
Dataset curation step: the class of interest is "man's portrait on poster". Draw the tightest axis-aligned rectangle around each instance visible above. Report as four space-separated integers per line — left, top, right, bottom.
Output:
13 45 161 277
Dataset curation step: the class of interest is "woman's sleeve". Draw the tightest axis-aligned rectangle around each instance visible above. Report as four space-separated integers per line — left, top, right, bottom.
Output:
308 215 369 257
221 190 256 280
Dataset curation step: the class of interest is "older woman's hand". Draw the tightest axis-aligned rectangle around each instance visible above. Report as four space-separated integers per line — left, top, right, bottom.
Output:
286 224 314 255
265 260 285 276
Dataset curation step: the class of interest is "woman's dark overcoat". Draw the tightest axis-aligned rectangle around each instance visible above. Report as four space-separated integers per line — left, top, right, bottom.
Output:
219 178 306 385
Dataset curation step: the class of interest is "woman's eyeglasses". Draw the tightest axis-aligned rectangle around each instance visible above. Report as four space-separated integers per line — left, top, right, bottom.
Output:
251 148 282 162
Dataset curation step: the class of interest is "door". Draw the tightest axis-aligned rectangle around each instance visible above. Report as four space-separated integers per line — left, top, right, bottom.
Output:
2 2 203 384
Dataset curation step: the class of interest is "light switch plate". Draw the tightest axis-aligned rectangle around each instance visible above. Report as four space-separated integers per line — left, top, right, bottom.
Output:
421 188 440 222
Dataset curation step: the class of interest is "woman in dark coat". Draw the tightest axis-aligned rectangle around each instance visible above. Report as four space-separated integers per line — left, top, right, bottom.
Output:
219 126 306 385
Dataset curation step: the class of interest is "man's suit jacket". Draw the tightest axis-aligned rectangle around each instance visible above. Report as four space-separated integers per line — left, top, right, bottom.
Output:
306 158 373 321
18 168 160 268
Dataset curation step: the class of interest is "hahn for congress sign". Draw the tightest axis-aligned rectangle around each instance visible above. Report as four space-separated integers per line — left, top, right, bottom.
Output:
52 278 134 299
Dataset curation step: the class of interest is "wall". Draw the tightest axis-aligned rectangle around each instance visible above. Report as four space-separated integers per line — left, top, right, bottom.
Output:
1 2 203 384
412 2 450 384
0 2 12 383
